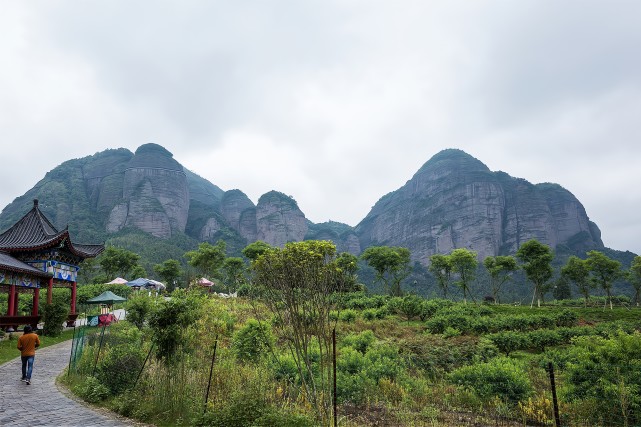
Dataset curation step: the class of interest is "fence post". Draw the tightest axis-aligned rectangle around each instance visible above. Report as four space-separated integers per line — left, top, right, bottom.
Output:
67 325 77 377
134 343 155 388
203 335 219 414
548 362 561 427
92 322 108 376
333 328 337 427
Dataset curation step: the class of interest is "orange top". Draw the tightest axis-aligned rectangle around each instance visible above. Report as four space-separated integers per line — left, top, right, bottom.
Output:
17 332 40 357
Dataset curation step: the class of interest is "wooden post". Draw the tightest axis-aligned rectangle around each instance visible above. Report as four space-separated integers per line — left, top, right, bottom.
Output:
47 278 53 305
204 336 219 413
333 328 338 427
548 362 561 427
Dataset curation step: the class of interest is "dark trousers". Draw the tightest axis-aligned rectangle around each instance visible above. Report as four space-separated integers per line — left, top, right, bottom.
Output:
21 355 35 380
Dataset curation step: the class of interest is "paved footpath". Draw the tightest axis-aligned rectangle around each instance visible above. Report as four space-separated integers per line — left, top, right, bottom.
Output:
0 340 142 427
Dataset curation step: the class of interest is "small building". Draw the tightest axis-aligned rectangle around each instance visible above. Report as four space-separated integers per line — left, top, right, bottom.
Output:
0 199 104 330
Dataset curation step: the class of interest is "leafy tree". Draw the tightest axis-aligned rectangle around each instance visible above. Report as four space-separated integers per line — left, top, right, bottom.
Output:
586 250 622 310
148 290 203 362
221 257 246 290
251 240 351 425
561 256 593 307
449 248 478 303
360 246 412 296
335 252 360 291
98 246 141 280
429 254 453 298
552 276 572 300
483 255 517 304
77 258 100 285
232 319 275 363
130 264 147 280
629 256 641 307
126 294 153 330
154 259 182 291
516 240 554 308
241 240 273 261
42 298 69 337
184 241 227 279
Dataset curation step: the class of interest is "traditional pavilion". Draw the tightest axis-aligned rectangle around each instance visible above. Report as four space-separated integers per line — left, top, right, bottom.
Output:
0 199 104 330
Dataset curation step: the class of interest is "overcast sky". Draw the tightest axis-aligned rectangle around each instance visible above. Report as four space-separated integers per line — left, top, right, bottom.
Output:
1 1 640 255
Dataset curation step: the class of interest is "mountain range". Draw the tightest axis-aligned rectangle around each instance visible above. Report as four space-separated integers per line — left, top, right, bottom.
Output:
0 144 615 268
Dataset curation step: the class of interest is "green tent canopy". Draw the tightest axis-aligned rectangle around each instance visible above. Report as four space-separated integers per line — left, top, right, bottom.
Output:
86 290 127 304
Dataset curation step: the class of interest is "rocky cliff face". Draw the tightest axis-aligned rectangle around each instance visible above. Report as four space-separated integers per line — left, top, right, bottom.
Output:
255 191 308 247
0 145 607 261
356 149 603 264
106 144 190 238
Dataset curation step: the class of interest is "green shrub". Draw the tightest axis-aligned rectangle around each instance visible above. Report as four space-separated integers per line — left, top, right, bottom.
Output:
339 309 357 323
232 319 274 362
443 326 462 338
253 410 316 427
554 309 578 327
42 300 69 337
74 376 110 403
526 329 562 351
449 357 532 404
397 294 424 321
562 332 641 425
341 330 376 354
197 388 268 427
96 345 145 395
362 308 377 320
487 331 530 356
148 290 202 361
363 342 404 382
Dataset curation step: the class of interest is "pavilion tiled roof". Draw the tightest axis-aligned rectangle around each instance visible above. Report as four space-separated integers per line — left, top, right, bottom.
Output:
0 251 51 278
0 199 104 259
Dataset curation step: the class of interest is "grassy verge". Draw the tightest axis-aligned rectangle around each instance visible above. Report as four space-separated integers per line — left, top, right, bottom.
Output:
0 328 76 365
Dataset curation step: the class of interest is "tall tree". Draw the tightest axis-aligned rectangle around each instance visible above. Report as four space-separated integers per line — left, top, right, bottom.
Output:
361 246 412 296
98 246 141 280
335 252 360 291
449 248 478 303
516 240 554 308
630 256 641 307
586 250 622 310
251 240 350 425
429 254 453 298
561 256 593 307
483 255 518 304
241 240 273 261
184 241 227 279
154 259 183 291
221 257 246 290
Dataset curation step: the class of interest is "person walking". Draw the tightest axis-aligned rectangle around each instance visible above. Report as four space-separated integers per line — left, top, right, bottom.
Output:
17 325 40 385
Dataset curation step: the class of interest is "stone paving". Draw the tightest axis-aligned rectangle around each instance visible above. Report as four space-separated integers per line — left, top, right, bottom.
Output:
0 340 140 427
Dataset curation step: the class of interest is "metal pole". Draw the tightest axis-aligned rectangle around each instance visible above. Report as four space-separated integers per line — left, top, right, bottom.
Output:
67 325 77 377
92 322 107 376
134 343 155 388
203 336 219 413
548 362 561 427
333 328 338 427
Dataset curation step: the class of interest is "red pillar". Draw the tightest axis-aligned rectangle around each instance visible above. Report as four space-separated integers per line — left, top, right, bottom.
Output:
7 285 16 316
32 287 40 316
47 277 53 305
71 281 77 314
11 286 19 316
